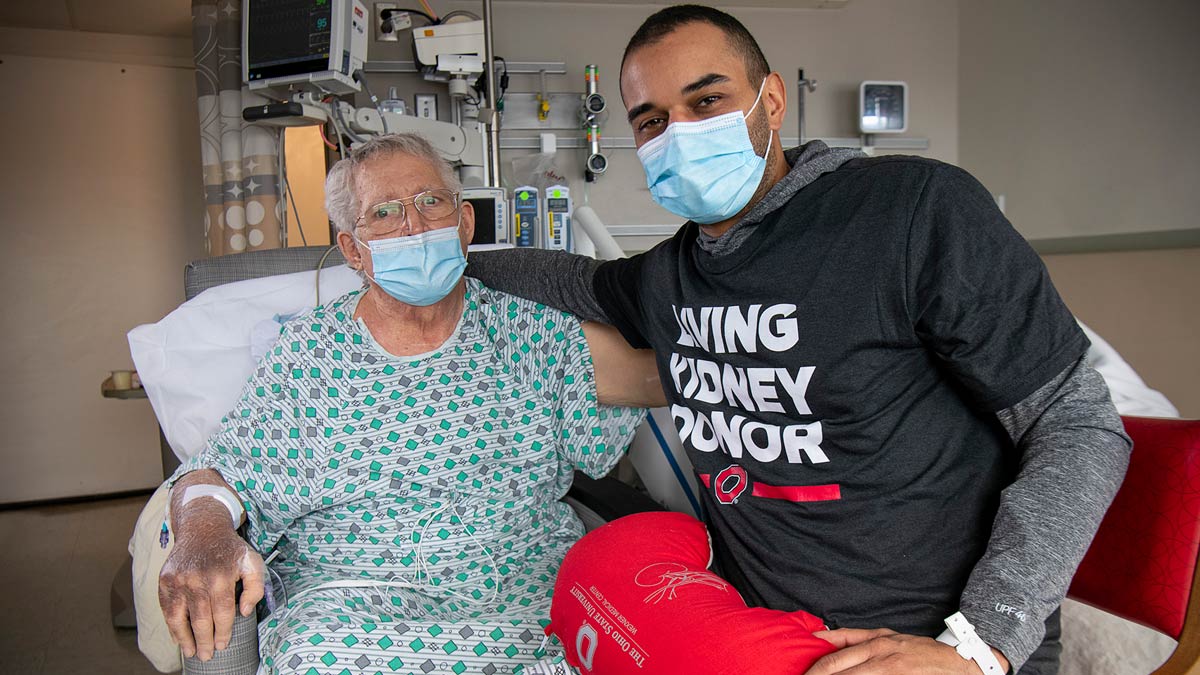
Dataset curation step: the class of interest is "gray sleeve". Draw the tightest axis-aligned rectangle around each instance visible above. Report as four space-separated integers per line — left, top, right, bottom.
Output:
466 248 613 323
959 355 1131 672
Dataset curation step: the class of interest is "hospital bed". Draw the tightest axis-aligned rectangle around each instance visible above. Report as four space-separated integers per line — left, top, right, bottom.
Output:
124 245 1198 674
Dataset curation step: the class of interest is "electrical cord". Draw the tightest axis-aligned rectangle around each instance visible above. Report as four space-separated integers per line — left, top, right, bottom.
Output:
314 244 341 307
318 122 338 151
496 56 508 105
283 173 309 247
321 96 347 158
417 0 438 22
382 7 435 27
277 128 289 246
354 70 389 134
471 57 507 112
328 98 364 145
439 9 480 22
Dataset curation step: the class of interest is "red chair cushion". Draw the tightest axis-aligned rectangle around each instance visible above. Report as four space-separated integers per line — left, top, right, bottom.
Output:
1068 416 1200 638
547 511 836 675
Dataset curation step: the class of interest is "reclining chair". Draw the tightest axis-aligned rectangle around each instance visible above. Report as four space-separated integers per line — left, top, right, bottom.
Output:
1068 416 1200 674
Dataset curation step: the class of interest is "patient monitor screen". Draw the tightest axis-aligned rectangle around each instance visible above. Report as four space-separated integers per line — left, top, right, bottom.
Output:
467 197 499 245
246 0 333 83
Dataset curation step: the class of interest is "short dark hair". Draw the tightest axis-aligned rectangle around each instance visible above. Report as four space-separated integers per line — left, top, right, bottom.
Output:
621 5 770 86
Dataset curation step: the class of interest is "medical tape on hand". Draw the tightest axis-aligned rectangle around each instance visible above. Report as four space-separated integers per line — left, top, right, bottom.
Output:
179 484 245 529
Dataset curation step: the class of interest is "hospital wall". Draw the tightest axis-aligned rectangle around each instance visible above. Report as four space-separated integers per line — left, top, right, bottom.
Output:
958 0 1200 417
1041 249 1200 417
0 28 204 504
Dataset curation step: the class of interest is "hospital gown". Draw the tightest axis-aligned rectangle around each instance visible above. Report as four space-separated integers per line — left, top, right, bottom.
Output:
171 278 644 675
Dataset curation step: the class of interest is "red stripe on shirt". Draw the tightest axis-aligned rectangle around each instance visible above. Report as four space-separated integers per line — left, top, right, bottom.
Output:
698 474 841 503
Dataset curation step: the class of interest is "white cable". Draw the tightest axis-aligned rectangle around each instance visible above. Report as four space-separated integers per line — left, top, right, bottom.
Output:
355 70 390 134
412 497 502 606
284 494 502 609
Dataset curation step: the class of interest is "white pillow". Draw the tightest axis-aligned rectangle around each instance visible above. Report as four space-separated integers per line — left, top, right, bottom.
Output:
128 265 362 461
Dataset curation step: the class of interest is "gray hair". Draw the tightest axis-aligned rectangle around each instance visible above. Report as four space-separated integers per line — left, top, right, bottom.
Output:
324 133 462 234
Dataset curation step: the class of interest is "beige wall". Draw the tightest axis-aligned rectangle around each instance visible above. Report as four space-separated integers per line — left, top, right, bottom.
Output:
959 0 1200 241
959 1 1199 419
1043 248 1200 418
0 29 204 503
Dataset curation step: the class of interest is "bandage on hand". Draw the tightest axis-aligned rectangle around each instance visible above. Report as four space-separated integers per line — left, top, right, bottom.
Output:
158 526 265 662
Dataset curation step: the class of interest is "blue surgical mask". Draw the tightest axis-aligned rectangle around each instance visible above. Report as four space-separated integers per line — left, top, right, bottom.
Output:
636 79 773 225
360 224 466 306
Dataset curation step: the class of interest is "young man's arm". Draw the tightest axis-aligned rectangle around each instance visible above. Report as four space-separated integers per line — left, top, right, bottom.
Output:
468 249 612 322
583 321 666 409
809 360 1128 674
960 356 1129 669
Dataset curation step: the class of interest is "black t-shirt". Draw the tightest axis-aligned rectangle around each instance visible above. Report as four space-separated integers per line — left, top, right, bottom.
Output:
592 156 1088 636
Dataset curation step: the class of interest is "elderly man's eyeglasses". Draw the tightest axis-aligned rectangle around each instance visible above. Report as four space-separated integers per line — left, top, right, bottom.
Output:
354 189 461 238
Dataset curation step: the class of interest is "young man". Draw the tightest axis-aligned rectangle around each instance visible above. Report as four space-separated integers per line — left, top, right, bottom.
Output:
470 6 1130 674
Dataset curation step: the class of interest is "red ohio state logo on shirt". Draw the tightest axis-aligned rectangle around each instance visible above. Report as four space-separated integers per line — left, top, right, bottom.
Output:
714 465 749 504
699 467 842 505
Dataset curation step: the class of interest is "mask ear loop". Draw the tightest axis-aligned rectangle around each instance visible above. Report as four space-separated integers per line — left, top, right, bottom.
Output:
743 77 768 120
351 232 382 289
743 77 773 159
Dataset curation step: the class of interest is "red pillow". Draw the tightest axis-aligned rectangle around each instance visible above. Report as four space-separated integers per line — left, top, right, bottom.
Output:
547 511 837 674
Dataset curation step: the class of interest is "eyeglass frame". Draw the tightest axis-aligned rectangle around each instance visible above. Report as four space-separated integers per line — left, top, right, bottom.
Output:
352 189 463 238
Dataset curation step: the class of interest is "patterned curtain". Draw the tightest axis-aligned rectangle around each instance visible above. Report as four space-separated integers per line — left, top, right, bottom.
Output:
192 0 284 255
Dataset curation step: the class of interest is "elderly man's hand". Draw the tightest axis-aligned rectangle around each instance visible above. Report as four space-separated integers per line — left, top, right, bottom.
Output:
158 526 265 661
808 627 1010 675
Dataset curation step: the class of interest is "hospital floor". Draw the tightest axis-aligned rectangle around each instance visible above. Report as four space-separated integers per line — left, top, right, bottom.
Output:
0 493 162 675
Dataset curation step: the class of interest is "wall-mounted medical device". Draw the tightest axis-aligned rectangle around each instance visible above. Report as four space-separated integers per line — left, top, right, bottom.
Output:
243 0 368 95
412 20 486 97
542 185 572 252
859 81 908 134
463 187 511 250
583 64 607 182
512 187 540 248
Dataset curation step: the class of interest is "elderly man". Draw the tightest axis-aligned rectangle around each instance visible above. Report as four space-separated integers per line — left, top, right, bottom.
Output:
157 133 662 674
468 5 1131 675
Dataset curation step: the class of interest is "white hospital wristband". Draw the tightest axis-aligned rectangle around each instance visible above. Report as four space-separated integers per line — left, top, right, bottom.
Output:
179 484 244 529
936 612 1005 674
